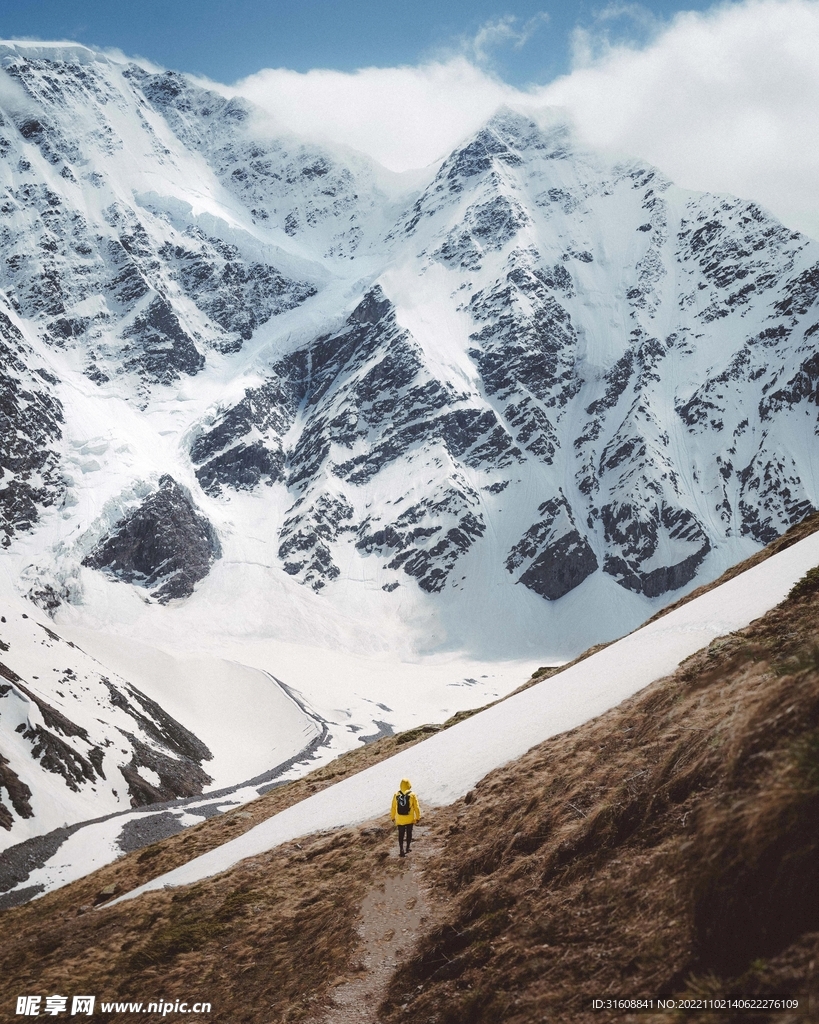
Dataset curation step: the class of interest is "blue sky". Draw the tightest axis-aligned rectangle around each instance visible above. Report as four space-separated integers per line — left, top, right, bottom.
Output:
3 0 722 85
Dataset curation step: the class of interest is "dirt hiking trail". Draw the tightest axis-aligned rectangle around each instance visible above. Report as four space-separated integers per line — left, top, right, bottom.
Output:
312 825 442 1024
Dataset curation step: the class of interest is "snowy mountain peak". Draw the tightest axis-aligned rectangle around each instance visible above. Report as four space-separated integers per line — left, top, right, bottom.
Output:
0 44 816 660
0 40 114 66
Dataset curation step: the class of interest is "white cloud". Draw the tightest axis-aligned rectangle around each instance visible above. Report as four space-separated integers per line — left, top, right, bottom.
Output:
570 2 665 65
546 0 819 238
232 58 520 172
230 0 819 238
466 13 551 65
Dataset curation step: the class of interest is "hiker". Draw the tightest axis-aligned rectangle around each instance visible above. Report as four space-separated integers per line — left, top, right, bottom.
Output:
390 778 421 857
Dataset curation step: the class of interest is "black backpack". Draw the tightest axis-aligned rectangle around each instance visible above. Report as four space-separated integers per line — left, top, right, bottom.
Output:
396 790 410 816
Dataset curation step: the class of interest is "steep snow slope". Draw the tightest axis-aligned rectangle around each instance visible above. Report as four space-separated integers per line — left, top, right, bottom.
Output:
113 526 819 903
0 594 212 847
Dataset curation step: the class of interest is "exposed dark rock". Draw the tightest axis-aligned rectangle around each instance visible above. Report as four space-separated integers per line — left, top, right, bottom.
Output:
541 187 581 214
357 720 395 744
518 531 599 601
24 577 70 613
358 486 485 593
676 198 801 314
442 128 523 190
0 639 213 830
3 57 819 625
432 230 483 270
675 345 753 432
119 734 211 808
468 251 581 461
105 236 150 307
120 296 204 384
0 751 33 830
117 812 184 852
0 90 317 389
14 112 82 167
0 667 105 796
334 405 521 485
0 310 64 548
506 493 598 600
403 114 569 232
103 679 212 765
600 501 711 596
773 262 819 318
760 350 819 419
158 236 316 345
583 352 636 422
82 475 220 601
192 377 295 495
0 824 70 896
466 194 529 251
639 545 711 598
20 723 98 792
196 441 285 495
278 493 356 591
387 508 485 594
736 449 815 545
10 676 89 742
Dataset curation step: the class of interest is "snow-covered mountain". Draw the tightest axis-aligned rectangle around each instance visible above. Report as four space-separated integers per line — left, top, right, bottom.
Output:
0 601 212 836
1 41 818 851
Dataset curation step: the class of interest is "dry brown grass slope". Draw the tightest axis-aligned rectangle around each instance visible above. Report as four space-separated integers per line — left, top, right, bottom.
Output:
2 516 819 1023
378 565 819 1024
0 728 449 1023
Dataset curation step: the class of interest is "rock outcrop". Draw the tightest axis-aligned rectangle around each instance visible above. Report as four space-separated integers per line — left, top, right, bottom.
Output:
83 476 220 602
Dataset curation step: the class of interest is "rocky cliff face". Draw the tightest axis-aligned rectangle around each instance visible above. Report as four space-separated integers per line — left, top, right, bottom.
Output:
0 42 816 639
0 45 320 397
82 475 220 602
0 304 65 549
180 111 818 608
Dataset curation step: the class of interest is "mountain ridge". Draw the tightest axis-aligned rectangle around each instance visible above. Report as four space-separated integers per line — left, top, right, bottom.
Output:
0 47 816 644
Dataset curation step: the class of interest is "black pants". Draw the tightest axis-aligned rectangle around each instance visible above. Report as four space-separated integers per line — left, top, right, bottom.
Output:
398 823 413 852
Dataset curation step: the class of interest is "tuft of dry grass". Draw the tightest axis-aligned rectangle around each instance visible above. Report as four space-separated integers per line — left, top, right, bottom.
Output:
0 822 400 1023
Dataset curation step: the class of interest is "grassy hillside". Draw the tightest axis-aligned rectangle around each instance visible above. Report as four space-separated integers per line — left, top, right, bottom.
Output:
380 560 819 1023
1 519 819 1022
0 729 436 1022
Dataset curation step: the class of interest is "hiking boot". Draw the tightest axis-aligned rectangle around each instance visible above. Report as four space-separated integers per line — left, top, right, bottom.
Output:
399 850 405 857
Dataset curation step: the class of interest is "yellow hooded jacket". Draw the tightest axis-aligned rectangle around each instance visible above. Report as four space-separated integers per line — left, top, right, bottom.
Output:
390 778 421 826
